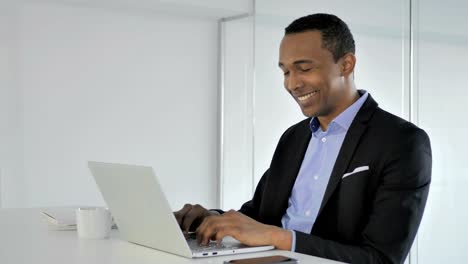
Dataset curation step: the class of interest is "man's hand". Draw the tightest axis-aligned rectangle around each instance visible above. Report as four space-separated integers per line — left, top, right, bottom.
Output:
173 204 219 233
195 210 292 250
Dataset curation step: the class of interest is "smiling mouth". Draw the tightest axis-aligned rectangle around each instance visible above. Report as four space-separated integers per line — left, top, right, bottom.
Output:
297 90 319 101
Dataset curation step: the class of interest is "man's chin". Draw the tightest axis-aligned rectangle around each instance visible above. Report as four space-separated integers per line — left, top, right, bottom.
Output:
300 107 318 118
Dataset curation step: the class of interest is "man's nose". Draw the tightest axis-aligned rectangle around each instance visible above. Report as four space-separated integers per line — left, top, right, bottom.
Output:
286 73 303 91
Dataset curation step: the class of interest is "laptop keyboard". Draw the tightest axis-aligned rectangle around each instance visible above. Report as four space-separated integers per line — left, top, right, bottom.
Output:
187 239 230 252
185 233 242 252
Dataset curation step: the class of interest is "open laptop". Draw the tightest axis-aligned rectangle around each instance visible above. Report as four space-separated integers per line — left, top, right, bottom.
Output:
88 161 274 258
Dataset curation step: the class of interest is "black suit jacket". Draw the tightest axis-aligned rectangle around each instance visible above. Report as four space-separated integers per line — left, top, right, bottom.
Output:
237 92 432 263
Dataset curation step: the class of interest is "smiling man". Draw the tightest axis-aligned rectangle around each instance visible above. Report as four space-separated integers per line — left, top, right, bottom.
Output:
175 14 432 264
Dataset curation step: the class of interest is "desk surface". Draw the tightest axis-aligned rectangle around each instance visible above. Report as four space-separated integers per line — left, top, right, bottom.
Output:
0 208 344 264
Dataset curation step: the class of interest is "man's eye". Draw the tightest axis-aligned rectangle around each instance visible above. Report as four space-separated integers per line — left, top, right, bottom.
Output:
300 68 311 72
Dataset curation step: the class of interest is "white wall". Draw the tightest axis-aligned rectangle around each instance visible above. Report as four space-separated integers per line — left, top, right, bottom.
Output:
0 3 25 207
1 1 222 210
0 3 11 207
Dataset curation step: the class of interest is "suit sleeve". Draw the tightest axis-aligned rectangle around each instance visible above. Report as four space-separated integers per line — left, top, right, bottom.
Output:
294 129 432 264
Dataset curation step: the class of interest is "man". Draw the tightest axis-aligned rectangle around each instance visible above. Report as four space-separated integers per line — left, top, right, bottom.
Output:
174 14 431 264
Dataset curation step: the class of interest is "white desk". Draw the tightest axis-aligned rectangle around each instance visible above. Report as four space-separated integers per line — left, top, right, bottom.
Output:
0 208 344 264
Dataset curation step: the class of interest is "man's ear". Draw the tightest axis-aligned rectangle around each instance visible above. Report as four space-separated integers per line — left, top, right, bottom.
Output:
340 53 356 77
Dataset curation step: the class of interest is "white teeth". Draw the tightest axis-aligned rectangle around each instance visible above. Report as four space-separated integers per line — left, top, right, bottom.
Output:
298 91 318 101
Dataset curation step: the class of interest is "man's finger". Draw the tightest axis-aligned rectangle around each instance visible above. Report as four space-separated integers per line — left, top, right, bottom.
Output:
215 227 229 245
196 217 207 244
196 216 214 245
174 204 192 226
200 226 216 245
181 210 198 233
197 216 234 245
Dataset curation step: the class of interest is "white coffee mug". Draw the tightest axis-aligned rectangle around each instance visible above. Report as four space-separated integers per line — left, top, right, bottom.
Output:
75 207 112 239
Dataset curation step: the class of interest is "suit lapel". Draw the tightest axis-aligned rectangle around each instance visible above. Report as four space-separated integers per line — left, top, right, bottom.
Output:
317 93 378 217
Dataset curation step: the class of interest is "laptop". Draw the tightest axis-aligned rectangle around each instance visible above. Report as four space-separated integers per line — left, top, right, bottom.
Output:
88 161 274 258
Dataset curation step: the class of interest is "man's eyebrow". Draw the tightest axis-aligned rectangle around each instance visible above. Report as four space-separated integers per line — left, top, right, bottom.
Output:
293 59 315 65
278 60 315 68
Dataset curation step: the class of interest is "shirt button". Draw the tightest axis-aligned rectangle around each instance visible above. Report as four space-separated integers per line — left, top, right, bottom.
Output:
305 211 311 216
314 175 319 180
322 137 327 143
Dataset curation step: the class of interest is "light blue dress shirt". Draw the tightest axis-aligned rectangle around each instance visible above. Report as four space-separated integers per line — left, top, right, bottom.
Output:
281 92 369 251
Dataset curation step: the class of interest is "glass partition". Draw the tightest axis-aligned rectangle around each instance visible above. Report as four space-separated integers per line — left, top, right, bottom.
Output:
220 1 467 262
416 0 468 262
252 0 410 186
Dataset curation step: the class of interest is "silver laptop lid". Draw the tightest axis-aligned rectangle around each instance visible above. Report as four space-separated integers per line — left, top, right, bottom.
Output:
88 161 192 258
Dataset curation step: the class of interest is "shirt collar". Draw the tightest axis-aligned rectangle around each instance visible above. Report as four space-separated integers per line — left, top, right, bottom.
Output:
309 91 369 133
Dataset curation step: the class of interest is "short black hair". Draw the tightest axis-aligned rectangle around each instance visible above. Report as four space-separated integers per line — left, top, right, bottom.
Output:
285 13 355 62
